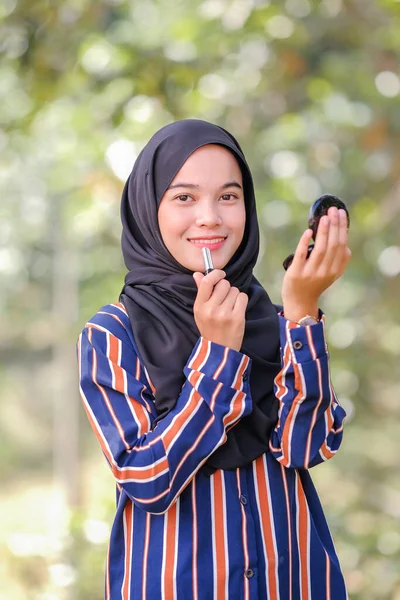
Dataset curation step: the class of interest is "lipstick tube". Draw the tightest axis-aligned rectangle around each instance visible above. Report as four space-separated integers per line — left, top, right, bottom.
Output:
202 247 214 275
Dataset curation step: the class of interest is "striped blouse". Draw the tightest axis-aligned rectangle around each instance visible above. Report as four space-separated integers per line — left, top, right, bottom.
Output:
77 302 348 600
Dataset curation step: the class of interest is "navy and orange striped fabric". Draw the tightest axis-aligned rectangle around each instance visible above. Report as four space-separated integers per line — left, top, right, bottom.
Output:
77 302 347 599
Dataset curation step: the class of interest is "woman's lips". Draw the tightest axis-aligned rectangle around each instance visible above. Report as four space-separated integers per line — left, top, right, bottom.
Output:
188 237 226 250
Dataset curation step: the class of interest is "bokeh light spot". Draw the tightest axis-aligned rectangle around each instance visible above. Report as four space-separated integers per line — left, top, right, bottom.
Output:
198 74 228 100
377 246 400 277
105 140 137 182
375 71 400 98
285 0 311 18
267 151 302 178
294 175 322 204
265 15 295 39
83 519 110 544
328 319 358 348
48 563 76 588
164 40 197 62
81 41 112 74
377 531 400 555
262 200 292 228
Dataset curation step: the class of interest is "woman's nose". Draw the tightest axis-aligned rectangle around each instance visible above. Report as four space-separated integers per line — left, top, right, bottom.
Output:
195 200 222 227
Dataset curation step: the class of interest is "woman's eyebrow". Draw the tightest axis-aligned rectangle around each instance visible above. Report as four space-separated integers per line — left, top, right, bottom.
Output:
167 182 199 190
167 181 242 190
221 181 242 190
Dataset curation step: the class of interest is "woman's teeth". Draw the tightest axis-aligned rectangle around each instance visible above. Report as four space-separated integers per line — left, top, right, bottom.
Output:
190 238 225 244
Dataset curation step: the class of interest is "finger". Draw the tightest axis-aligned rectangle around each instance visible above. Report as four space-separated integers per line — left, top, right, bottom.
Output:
290 229 314 270
336 246 352 277
338 208 349 243
232 291 248 316
220 286 240 311
194 269 226 304
341 246 352 269
330 209 349 272
209 278 232 306
307 215 329 268
322 206 340 269
193 272 204 288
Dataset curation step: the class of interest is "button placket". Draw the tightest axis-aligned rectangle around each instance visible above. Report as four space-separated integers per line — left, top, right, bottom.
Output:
238 469 259 593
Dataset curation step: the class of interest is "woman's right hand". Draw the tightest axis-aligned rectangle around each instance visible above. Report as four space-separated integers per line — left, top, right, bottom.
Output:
192 270 248 352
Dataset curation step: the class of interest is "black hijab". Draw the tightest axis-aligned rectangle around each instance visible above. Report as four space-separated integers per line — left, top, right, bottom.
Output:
119 119 281 473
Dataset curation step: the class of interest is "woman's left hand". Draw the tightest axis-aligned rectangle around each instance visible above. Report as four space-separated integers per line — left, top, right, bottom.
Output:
281 206 351 322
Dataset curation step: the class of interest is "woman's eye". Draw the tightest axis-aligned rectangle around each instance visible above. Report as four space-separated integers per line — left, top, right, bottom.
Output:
176 195 192 202
220 194 236 201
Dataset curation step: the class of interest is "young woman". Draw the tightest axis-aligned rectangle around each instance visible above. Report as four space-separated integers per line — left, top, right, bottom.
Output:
77 119 350 599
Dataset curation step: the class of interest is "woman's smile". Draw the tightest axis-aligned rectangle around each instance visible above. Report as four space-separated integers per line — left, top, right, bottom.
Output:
187 236 227 250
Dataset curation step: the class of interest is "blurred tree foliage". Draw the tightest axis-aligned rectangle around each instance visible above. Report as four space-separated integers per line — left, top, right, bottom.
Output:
1 0 400 598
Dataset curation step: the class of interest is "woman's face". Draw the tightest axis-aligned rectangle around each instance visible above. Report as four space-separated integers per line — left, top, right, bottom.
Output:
158 144 246 272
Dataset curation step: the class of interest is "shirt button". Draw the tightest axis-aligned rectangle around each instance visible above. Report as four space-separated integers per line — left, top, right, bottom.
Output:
240 495 247 505
245 568 254 579
243 370 249 381
293 340 303 350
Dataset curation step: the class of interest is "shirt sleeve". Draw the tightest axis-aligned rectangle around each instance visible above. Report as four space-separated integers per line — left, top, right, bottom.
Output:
77 308 252 514
269 313 347 469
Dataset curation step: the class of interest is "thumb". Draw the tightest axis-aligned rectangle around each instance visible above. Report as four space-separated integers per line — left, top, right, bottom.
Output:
193 272 204 288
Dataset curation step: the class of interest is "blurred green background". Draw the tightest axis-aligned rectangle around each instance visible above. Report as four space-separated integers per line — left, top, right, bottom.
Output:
1 0 400 598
